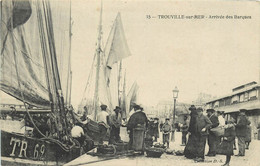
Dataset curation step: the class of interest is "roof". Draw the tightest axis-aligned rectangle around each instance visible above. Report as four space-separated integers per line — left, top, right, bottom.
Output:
214 99 260 113
206 83 260 104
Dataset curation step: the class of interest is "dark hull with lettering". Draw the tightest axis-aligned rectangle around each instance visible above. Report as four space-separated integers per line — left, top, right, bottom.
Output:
1 130 81 165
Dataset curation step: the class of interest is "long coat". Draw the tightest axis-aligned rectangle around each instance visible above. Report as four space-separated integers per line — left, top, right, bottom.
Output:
188 110 198 134
245 125 252 142
196 114 212 135
236 114 250 137
218 124 236 155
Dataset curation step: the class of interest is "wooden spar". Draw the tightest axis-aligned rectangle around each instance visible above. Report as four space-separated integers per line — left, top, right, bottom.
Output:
65 0 72 107
118 61 123 106
69 71 72 106
93 0 103 120
44 0 68 135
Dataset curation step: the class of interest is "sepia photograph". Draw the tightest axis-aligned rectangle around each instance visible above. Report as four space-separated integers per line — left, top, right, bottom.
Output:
0 0 260 165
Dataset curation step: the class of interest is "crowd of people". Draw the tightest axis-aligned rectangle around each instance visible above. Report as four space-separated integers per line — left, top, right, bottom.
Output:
69 102 254 165
183 105 251 166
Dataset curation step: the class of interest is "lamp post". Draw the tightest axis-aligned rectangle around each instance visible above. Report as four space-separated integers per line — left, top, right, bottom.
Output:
171 86 179 141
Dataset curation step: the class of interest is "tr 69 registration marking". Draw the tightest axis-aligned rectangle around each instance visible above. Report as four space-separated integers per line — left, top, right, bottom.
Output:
9 137 45 160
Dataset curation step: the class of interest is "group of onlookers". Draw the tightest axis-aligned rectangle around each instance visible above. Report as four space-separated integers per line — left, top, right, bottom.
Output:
182 105 251 166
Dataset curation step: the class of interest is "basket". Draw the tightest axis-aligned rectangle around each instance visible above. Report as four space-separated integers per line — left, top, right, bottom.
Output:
145 147 164 158
210 126 225 136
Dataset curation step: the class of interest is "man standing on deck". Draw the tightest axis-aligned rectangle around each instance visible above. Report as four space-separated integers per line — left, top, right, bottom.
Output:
109 106 122 144
97 104 110 144
127 104 148 150
206 109 219 157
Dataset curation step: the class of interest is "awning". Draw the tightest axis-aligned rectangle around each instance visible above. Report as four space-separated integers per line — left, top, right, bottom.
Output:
215 99 260 113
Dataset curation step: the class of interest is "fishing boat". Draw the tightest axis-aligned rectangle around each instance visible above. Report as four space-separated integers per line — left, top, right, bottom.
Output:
0 0 91 165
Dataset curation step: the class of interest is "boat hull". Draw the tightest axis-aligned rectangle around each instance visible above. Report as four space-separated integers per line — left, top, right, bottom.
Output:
1 130 80 165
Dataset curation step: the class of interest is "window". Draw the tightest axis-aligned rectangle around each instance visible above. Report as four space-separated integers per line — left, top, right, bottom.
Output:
231 95 239 104
249 90 257 100
239 94 244 102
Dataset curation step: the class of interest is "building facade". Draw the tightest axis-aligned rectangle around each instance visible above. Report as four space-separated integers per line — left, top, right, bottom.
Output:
206 82 260 139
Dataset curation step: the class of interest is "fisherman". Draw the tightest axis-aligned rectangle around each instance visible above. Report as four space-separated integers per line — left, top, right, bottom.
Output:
71 123 85 146
153 117 159 142
81 106 89 121
162 118 172 148
206 109 219 157
97 104 110 144
193 107 212 162
235 109 250 156
127 104 148 150
109 106 122 144
216 110 225 154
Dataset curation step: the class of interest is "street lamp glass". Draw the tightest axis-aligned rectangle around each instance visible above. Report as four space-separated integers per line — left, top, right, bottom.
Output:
172 86 179 99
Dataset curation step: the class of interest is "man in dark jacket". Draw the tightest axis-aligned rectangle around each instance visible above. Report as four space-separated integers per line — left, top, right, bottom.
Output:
235 109 250 156
127 105 148 150
206 109 219 156
194 107 212 162
109 106 122 144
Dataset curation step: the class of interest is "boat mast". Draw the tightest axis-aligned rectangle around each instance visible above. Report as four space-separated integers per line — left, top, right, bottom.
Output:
44 0 69 136
93 0 103 120
69 71 72 106
118 61 123 106
65 0 72 107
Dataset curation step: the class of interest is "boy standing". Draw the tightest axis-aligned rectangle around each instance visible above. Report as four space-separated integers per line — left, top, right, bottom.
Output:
162 118 172 148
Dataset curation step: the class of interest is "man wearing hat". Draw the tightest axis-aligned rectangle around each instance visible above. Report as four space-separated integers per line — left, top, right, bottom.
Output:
235 109 250 156
127 104 148 150
194 107 212 162
206 109 219 156
97 104 110 144
109 106 122 144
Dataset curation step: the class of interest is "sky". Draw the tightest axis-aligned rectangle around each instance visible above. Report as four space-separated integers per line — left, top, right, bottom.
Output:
69 0 260 107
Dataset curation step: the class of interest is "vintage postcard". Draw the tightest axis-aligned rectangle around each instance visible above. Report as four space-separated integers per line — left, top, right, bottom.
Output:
1 0 260 165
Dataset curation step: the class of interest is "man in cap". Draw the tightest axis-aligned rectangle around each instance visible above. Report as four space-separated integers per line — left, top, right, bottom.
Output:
194 107 212 162
235 109 250 156
127 104 148 150
109 106 122 144
96 104 110 144
206 109 219 156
